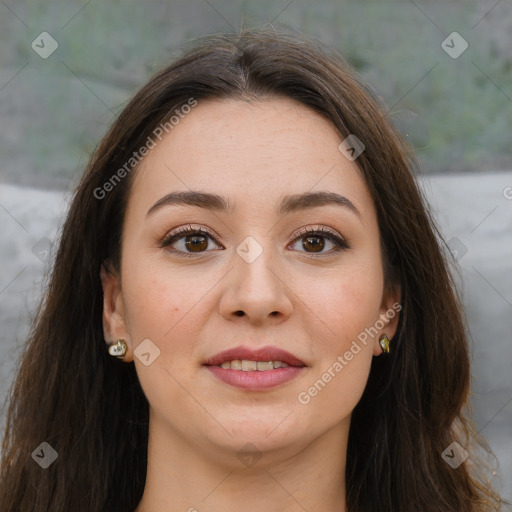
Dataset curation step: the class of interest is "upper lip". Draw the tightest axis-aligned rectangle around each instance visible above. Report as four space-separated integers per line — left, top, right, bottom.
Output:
203 345 306 367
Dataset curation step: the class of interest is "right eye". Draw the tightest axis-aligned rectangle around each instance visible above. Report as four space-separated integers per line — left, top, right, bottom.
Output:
160 225 223 257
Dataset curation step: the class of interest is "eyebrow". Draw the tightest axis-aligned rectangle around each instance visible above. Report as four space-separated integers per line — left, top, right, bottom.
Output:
146 190 361 219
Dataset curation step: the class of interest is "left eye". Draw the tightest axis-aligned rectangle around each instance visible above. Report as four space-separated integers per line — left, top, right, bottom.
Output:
288 230 349 255
161 226 349 257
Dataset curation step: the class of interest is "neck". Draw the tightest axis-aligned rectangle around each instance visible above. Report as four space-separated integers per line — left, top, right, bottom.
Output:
134 410 349 512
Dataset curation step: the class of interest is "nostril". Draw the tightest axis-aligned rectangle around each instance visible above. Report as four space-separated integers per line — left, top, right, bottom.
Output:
235 310 244 316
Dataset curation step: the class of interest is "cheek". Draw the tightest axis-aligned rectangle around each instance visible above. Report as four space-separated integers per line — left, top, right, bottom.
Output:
119 257 209 408
304 262 384 350
120 247 210 337
119 251 234 382
295 261 383 412
122 273 182 340
301 346 372 429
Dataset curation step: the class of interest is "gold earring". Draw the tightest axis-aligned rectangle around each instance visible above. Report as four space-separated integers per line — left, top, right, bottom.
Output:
379 334 390 354
108 339 127 358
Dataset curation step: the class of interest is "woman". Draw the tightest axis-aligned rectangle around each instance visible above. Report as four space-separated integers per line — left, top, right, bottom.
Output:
0 28 507 512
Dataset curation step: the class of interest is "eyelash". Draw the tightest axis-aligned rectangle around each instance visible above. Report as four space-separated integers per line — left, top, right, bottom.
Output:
160 224 350 259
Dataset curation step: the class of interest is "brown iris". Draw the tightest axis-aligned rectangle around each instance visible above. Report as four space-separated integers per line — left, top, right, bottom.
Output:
302 235 324 252
185 234 209 252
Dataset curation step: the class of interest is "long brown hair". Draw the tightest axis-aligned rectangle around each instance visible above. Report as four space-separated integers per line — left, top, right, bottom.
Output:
0 27 507 512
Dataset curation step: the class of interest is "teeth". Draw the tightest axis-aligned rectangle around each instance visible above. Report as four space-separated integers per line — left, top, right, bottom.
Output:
242 360 258 371
217 360 291 371
231 360 242 370
256 361 273 371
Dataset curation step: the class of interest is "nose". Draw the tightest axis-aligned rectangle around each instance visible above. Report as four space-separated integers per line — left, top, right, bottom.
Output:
219 237 293 325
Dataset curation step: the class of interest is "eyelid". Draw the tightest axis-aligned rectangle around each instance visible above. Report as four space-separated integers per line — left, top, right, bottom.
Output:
160 224 223 250
290 224 343 242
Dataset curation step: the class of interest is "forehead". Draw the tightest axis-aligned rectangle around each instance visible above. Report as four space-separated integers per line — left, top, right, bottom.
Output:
130 97 374 218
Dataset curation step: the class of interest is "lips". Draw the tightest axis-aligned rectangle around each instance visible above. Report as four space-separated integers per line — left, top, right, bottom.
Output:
203 345 306 367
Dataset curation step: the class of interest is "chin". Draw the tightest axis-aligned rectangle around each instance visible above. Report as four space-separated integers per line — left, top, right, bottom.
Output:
209 414 303 450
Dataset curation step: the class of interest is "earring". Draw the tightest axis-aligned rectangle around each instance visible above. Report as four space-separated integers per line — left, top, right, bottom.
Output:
108 339 127 358
379 334 390 354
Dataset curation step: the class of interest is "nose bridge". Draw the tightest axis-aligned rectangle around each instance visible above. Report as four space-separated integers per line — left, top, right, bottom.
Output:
219 232 293 322
234 234 281 295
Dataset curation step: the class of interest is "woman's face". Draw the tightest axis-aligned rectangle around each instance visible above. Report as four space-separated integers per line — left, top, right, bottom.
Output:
102 97 400 463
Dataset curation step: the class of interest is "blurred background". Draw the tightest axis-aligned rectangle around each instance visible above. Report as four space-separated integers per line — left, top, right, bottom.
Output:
1 0 511 502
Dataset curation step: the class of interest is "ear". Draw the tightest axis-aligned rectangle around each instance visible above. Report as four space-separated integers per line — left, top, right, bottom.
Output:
373 281 402 356
100 262 133 362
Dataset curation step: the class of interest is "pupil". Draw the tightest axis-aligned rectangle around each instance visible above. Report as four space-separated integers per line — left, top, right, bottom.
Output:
304 236 324 252
186 235 207 252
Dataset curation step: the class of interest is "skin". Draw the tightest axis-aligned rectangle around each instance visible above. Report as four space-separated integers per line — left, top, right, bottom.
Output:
101 97 401 512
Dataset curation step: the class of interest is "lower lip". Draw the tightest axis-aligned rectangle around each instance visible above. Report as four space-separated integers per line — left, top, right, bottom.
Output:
205 365 306 390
